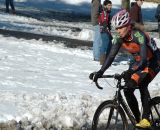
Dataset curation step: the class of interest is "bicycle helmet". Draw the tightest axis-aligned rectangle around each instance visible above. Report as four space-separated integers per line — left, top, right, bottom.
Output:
111 9 130 29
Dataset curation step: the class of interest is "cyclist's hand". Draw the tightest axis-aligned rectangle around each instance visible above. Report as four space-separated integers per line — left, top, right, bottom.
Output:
89 72 96 80
89 70 103 82
125 80 137 89
121 69 134 81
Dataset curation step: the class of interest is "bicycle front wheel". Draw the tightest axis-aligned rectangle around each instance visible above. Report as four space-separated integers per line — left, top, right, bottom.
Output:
150 96 160 129
92 100 128 130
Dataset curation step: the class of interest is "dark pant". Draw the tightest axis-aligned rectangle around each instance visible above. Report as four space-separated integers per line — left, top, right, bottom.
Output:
124 60 160 122
124 76 151 122
6 0 15 13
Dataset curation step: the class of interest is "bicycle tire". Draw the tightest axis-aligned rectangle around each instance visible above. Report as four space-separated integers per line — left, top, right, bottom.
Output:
92 100 128 130
149 96 160 130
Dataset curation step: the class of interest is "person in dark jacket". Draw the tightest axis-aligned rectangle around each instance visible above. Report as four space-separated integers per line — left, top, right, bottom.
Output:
130 0 144 31
155 4 160 38
5 0 16 14
91 0 102 61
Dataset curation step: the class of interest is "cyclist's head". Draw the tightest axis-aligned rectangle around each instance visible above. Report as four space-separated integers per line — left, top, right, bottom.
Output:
112 9 130 29
111 9 131 38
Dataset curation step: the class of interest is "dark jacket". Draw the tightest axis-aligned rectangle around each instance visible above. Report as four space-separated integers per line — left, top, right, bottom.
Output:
98 6 112 32
91 0 101 26
130 2 143 24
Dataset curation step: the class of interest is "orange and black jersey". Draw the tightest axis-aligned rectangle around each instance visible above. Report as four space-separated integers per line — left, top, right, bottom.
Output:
101 30 155 73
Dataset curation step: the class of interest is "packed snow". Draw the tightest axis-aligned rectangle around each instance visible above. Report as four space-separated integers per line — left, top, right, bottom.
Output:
0 0 159 130
0 34 159 129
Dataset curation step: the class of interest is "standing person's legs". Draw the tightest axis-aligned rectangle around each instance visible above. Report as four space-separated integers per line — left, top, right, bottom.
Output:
105 33 112 56
93 25 102 61
9 0 15 13
100 32 111 65
5 0 9 13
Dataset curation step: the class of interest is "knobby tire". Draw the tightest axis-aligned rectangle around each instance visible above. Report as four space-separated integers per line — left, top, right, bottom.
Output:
92 100 128 130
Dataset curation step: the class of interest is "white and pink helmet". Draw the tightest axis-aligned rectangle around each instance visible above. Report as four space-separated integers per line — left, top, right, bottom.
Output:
111 9 130 29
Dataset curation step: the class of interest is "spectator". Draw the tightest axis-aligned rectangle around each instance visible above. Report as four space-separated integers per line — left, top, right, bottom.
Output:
91 0 102 61
155 4 160 38
130 0 144 31
5 0 16 14
98 0 112 65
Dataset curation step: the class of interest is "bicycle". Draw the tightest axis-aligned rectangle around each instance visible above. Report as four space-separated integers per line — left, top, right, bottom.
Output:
91 73 160 130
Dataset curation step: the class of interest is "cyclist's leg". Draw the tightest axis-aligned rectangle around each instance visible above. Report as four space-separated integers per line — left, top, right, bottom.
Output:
139 77 151 120
139 62 160 118
124 85 140 123
128 71 151 128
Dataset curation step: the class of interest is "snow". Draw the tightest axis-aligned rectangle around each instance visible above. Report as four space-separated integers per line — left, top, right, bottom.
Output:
0 0 159 130
0 35 120 128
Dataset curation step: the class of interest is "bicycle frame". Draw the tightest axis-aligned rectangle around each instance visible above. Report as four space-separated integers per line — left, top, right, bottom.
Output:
93 74 160 129
112 78 137 126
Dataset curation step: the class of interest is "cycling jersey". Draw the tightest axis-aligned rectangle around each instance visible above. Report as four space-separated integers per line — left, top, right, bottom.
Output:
100 30 160 84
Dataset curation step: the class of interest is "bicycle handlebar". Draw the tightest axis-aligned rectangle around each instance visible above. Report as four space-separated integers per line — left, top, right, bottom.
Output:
95 74 122 89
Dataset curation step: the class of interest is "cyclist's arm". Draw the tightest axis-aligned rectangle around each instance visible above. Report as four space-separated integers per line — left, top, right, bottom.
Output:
100 36 122 72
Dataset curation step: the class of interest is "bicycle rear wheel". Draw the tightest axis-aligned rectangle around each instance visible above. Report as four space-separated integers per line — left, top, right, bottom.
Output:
92 100 128 130
149 96 160 129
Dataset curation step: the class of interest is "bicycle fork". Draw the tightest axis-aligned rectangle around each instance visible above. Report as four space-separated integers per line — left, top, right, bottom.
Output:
105 101 120 130
106 107 114 129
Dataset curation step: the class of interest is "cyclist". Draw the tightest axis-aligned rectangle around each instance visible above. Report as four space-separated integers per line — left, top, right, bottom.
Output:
89 9 160 129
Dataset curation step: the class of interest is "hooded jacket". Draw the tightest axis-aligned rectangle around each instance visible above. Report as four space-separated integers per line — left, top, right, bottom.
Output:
130 2 143 24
